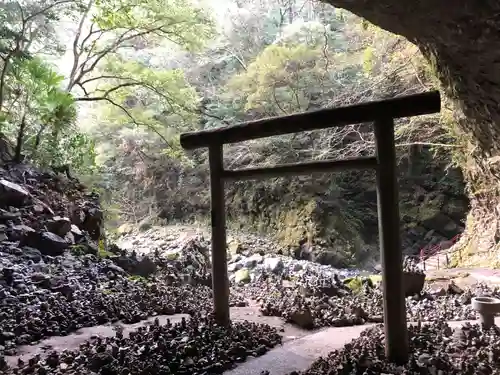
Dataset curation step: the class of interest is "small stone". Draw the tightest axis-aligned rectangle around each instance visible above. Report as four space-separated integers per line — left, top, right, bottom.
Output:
289 308 314 329
263 257 284 273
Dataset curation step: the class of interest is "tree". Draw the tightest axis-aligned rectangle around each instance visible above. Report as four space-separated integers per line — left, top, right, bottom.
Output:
0 0 81 109
0 56 95 170
92 58 199 153
65 0 214 143
0 0 213 171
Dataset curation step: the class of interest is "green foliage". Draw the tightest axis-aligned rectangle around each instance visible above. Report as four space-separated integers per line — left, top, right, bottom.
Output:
362 46 375 74
0 56 95 171
0 0 214 174
73 0 213 165
93 0 214 51
98 238 114 258
100 57 199 131
0 0 69 59
128 275 147 283
228 44 330 113
70 244 87 256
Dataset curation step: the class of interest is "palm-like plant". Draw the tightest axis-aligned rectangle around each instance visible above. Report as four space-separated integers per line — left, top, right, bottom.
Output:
1 56 77 162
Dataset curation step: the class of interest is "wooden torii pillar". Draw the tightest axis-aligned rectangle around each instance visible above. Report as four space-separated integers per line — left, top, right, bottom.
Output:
180 90 441 364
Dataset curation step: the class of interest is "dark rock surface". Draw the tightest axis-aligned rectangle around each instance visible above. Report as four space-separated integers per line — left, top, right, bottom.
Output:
0 162 104 255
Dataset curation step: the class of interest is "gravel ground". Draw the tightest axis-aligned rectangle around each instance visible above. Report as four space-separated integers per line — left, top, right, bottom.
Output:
1 315 283 374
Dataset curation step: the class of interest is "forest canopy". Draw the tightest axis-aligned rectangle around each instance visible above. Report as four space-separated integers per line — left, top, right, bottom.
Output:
0 0 467 267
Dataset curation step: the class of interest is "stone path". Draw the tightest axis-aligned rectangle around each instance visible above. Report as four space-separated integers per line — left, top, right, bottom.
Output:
225 316 500 375
5 306 312 368
225 324 370 375
425 267 500 286
7 292 500 375
469 268 500 283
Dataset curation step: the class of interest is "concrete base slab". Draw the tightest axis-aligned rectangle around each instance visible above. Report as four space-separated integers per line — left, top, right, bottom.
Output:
225 316 500 375
225 324 372 375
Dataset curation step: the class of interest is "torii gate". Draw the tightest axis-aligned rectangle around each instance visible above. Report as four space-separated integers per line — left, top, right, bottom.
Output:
180 90 441 363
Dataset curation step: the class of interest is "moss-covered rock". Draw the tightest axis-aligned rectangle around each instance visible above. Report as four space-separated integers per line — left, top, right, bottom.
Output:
234 268 251 284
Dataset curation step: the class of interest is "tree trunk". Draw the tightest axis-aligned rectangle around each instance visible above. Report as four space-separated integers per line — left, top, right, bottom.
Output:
14 113 27 162
33 124 47 151
323 0 500 260
0 54 13 110
288 0 295 24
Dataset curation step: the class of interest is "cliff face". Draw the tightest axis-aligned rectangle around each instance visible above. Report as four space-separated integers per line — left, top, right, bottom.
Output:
322 0 500 262
150 135 467 268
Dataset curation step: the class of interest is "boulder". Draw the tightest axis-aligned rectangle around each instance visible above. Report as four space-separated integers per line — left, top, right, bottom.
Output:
135 256 157 277
110 255 157 277
32 199 54 215
64 231 75 245
244 254 263 268
263 257 284 273
47 216 72 237
0 179 30 207
234 268 251 284
20 231 69 256
228 240 243 255
403 271 426 296
81 206 104 241
447 281 464 295
429 287 447 297
8 224 35 241
228 262 243 273
70 206 85 226
289 308 314 329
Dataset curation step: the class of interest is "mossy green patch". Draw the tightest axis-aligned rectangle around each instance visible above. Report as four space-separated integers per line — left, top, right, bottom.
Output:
234 268 251 284
98 239 114 258
345 277 364 294
70 244 87 256
128 275 147 283
369 274 382 283
165 252 179 260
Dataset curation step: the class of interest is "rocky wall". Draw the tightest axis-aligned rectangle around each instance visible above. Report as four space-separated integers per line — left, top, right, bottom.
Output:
323 0 500 261
0 162 105 257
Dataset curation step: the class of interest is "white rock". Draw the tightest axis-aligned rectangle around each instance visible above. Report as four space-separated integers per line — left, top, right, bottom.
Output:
263 257 284 273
